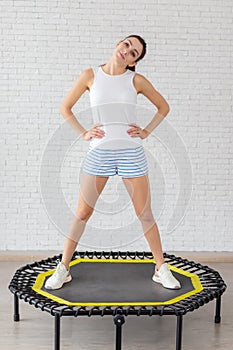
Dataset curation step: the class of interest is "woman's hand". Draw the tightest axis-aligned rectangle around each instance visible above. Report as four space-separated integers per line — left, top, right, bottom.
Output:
82 123 105 141
127 123 149 140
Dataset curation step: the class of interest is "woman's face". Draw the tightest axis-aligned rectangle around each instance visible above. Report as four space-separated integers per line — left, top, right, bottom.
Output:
115 37 143 68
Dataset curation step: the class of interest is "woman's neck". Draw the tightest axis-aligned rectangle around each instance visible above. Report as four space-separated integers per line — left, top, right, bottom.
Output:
101 60 127 75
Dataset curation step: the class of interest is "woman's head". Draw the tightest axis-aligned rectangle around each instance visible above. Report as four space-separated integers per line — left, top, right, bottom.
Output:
116 34 147 71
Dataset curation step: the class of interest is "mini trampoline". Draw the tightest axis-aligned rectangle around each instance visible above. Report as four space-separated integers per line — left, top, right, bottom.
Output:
8 251 227 350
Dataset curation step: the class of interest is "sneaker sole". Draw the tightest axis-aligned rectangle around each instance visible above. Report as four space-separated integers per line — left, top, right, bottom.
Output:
45 274 72 290
152 274 181 290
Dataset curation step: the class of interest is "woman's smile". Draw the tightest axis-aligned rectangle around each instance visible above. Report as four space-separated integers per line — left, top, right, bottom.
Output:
119 52 125 60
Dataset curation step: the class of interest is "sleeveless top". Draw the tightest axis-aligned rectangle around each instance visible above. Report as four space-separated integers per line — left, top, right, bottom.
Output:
88 65 143 150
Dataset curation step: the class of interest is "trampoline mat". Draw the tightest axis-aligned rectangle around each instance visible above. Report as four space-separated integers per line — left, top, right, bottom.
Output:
41 260 198 305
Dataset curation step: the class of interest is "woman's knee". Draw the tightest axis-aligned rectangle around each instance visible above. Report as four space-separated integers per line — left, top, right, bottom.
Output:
137 208 154 223
75 208 94 222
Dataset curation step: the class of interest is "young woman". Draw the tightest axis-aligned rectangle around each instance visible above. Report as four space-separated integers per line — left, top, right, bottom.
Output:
45 34 181 290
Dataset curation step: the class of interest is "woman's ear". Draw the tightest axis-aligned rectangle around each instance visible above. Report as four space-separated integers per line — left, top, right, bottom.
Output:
128 61 138 68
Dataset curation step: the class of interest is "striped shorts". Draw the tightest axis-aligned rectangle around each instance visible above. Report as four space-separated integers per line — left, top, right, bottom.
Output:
82 145 148 178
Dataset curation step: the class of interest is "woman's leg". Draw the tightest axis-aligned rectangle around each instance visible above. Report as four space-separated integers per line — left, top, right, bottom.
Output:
61 173 109 269
122 174 165 270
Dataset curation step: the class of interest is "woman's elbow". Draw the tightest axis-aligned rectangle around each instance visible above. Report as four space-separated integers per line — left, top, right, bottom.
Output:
60 104 67 113
159 103 170 117
59 107 73 120
60 105 71 115
166 104 170 115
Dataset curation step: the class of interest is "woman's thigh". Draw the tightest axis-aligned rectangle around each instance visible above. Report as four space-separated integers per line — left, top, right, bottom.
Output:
122 174 152 219
75 173 109 217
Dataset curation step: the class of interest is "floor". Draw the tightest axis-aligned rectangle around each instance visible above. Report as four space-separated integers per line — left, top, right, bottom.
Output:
1 261 232 349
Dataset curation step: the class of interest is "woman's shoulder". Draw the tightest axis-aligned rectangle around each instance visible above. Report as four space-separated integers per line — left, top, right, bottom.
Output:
82 66 99 91
76 67 95 82
133 72 150 94
134 72 147 81
83 66 95 77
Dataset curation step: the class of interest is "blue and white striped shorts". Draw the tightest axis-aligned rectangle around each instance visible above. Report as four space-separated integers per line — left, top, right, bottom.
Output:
82 145 148 178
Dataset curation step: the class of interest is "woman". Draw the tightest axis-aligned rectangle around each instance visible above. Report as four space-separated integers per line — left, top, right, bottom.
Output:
45 34 181 290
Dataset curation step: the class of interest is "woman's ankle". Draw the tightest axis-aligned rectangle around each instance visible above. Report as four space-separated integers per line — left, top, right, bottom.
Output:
61 260 69 271
155 261 165 272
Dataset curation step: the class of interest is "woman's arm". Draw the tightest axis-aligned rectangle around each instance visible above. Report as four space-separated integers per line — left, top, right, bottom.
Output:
59 68 92 136
134 74 170 137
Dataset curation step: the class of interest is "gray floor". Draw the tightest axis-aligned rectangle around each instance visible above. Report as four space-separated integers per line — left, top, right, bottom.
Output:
1 261 232 349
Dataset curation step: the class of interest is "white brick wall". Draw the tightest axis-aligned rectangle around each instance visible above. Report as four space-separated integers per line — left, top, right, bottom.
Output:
1 0 232 252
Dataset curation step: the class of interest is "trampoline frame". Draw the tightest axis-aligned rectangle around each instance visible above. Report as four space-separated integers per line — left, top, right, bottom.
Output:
8 251 227 350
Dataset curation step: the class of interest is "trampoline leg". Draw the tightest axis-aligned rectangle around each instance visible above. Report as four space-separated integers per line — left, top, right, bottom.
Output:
114 315 125 350
14 294 20 321
215 295 221 323
55 314 61 350
176 315 183 350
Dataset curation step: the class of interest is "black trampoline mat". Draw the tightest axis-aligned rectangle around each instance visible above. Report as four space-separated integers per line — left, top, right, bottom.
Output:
42 261 197 304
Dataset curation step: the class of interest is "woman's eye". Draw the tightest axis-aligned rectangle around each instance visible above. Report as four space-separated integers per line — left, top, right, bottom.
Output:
124 42 136 57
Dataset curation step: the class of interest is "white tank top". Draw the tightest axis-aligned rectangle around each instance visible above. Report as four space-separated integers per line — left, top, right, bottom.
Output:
88 65 143 150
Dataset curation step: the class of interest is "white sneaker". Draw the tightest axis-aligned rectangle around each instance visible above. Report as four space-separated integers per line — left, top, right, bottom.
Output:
45 261 72 290
152 263 181 290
